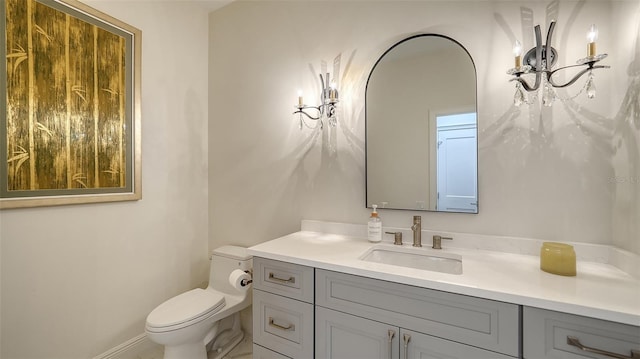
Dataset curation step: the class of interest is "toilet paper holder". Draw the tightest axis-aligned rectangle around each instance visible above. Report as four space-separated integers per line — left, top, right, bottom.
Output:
240 269 253 287
229 268 253 290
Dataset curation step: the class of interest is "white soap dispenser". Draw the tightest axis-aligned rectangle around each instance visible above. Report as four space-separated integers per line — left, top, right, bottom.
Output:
368 204 382 243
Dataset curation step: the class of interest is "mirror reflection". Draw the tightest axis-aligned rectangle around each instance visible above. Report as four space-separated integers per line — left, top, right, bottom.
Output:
366 35 478 213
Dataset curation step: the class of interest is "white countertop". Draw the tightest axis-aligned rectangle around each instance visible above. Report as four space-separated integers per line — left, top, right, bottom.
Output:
248 226 640 327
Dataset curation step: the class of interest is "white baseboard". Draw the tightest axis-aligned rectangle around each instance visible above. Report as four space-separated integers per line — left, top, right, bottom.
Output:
92 333 162 359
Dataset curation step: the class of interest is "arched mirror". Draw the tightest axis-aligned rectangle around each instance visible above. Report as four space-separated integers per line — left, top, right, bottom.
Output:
366 35 478 213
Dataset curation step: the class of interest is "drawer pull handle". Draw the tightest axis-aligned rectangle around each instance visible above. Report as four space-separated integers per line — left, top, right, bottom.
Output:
403 333 411 359
269 317 295 331
567 336 640 359
387 330 395 359
268 272 296 284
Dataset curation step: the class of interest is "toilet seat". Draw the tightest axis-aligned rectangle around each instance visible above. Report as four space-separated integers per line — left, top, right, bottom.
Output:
146 288 225 333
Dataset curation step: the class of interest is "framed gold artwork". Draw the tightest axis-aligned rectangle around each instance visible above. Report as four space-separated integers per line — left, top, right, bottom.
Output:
1 0 141 209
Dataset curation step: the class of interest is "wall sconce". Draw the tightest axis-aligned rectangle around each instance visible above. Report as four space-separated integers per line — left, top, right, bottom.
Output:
507 21 609 107
294 72 339 130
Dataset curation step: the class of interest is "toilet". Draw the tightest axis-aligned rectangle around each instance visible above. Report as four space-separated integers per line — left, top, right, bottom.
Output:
145 246 252 359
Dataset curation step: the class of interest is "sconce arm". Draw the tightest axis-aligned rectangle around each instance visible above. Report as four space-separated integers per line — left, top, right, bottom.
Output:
513 24 544 92
545 21 556 59
319 73 326 92
534 25 543 72
293 106 323 121
547 64 610 88
511 73 541 92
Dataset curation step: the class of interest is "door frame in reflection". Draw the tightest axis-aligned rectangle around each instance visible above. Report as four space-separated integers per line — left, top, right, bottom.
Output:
429 112 478 212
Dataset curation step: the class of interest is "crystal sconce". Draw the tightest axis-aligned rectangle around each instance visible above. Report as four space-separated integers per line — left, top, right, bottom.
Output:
507 21 609 107
294 73 339 129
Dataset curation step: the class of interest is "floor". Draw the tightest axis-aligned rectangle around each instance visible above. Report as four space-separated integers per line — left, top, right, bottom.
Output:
215 335 252 359
133 335 252 359
133 345 163 359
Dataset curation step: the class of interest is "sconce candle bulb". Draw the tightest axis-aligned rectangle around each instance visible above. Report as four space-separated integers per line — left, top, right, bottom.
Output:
329 81 337 101
513 40 523 68
587 24 598 57
298 90 304 106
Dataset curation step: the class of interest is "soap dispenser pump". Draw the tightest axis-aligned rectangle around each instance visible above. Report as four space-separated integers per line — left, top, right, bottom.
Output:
368 205 382 243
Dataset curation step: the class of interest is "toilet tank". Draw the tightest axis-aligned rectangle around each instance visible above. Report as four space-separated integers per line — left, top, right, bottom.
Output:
209 245 252 294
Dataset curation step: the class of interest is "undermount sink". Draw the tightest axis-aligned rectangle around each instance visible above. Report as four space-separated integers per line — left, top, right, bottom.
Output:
359 245 463 275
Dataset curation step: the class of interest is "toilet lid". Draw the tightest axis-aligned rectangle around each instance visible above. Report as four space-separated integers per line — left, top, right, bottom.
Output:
146 288 225 329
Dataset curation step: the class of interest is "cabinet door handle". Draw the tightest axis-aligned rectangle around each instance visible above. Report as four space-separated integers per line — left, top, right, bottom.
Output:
567 336 640 359
387 330 395 359
403 333 411 359
268 317 295 331
268 272 296 284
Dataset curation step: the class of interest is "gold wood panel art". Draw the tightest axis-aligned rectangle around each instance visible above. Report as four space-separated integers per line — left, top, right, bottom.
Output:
1 0 141 209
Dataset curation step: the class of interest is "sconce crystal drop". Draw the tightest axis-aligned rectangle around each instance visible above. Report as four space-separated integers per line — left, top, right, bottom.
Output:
542 82 555 107
514 82 525 107
586 72 596 99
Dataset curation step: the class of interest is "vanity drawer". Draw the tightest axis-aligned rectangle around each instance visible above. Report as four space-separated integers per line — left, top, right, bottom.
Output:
316 269 520 357
253 289 314 359
253 257 314 303
523 307 640 359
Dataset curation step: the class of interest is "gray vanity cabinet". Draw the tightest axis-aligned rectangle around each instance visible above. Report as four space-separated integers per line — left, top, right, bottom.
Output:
316 306 514 359
316 306 400 359
400 329 514 359
252 257 520 358
253 257 315 359
252 256 639 359
523 307 640 359
315 269 520 358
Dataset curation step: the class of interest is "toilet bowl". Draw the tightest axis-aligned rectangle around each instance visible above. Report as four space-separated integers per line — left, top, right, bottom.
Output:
145 246 252 359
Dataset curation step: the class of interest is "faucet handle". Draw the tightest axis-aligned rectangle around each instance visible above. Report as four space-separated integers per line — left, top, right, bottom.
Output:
432 235 452 249
385 232 403 245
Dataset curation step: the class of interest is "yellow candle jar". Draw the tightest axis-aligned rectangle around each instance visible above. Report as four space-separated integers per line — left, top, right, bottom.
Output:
540 242 577 276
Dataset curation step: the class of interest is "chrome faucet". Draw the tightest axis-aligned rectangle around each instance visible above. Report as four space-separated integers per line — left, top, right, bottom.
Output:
411 216 422 247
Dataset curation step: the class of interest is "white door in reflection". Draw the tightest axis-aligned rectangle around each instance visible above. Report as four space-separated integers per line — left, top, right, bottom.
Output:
436 113 478 212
